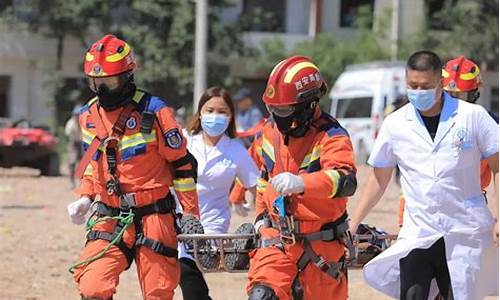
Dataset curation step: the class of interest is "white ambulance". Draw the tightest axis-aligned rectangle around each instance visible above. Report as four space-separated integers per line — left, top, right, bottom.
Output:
329 61 407 163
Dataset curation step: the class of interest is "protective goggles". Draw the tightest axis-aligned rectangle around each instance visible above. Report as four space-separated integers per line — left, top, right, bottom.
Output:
87 72 131 93
266 104 296 117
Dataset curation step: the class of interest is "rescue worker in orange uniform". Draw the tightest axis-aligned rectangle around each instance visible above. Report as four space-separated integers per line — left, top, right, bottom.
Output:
443 56 499 189
66 34 199 300
241 56 357 300
397 56 498 227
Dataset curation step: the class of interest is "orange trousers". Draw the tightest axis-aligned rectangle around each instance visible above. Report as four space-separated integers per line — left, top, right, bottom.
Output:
247 227 347 300
73 213 179 300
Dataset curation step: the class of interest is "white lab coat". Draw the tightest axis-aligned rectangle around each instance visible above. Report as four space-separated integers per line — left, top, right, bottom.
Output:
179 132 259 259
363 93 499 300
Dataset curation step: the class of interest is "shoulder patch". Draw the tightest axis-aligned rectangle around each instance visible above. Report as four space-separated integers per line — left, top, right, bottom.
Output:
164 128 183 149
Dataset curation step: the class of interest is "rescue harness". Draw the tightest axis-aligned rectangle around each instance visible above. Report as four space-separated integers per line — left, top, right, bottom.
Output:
69 92 183 273
257 208 353 282
254 117 356 284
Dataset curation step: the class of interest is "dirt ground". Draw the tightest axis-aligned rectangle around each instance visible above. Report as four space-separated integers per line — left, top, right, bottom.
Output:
0 165 497 299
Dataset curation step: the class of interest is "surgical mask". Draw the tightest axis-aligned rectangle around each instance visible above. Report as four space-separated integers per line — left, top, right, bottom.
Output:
407 88 437 111
201 114 230 137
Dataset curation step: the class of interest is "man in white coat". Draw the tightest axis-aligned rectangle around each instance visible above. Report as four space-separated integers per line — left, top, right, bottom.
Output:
349 50 498 300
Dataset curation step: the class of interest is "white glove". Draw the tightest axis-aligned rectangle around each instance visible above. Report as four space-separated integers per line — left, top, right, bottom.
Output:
67 196 92 225
233 203 250 217
270 172 305 195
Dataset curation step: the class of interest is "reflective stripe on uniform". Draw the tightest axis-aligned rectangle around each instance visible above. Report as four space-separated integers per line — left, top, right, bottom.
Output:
257 177 268 193
83 164 93 176
173 178 196 192
324 170 341 198
261 137 275 171
119 130 156 151
300 145 322 169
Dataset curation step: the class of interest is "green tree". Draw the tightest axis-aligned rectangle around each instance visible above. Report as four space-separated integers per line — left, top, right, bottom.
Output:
400 0 498 69
0 0 246 109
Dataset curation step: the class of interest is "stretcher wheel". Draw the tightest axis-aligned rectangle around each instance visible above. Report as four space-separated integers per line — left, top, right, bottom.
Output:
225 223 255 270
179 215 220 269
180 215 205 249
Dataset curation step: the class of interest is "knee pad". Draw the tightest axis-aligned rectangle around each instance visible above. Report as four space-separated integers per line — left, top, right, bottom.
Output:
248 284 278 300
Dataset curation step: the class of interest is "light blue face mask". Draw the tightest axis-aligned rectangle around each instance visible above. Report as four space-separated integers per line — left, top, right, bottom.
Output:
407 88 437 111
201 114 230 137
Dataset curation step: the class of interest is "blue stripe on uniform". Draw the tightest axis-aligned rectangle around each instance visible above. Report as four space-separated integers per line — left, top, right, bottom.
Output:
121 144 147 161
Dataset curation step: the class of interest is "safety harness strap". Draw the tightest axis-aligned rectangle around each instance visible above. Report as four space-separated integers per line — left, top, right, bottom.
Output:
297 240 346 280
74 103 137 179
135 234 178 257
86 228 135 266
295 213 349 242
94 194 176 219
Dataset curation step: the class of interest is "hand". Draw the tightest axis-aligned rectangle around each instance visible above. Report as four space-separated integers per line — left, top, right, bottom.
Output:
494 221 499 247
233 203 250 217
348 220 358 237
270 172 304 195
67 196 92 225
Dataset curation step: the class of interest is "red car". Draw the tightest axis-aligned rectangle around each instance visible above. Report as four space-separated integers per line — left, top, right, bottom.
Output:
0 118 60 176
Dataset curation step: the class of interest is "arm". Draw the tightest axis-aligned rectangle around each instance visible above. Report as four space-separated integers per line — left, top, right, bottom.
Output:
486 153 499 220
75 111 96 199
348 167 394 233
156 105 200 218
299 133 357 202
229 135 263 204
486 153 499 246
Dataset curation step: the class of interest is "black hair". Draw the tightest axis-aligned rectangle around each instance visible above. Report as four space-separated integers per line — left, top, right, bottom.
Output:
406 50 442 74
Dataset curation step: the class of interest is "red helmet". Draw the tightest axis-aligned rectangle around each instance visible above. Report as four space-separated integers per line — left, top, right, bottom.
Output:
442 56 481 92
84 34 136 77
262 56 327 107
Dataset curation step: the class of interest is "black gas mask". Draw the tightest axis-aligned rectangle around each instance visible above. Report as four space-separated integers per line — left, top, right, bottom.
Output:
88 72 136 111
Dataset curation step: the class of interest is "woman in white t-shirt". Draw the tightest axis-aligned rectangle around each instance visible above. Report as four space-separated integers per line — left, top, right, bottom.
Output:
179 86 259 300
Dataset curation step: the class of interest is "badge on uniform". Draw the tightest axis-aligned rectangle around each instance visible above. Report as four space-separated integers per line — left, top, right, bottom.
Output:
165 128 182 149
126 116 137 130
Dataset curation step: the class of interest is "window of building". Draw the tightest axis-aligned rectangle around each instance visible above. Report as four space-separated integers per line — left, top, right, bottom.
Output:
0 76 10 118
340 0 374 28
241 0 286 32
491 87 498 113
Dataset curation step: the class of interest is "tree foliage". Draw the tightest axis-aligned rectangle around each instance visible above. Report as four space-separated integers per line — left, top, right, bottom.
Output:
1 0 245 105
400 0 498 69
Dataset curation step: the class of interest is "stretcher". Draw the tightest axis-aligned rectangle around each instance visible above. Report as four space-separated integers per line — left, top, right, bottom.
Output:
177 231 398 273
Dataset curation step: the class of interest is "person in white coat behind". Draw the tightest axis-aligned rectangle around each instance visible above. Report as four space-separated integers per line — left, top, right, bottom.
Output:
349 50 498 300
179 86 259 300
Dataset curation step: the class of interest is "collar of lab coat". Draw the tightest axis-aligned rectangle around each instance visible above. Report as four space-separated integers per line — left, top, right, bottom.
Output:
191 132 232 161
405 92 458 150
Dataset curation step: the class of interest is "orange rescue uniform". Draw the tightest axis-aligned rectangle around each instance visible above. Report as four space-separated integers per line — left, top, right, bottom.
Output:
73 90 199 300
238 109 356 300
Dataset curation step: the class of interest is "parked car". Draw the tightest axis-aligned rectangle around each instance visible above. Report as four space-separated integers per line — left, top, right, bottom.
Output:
330 61 407 163
0 118 60 176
